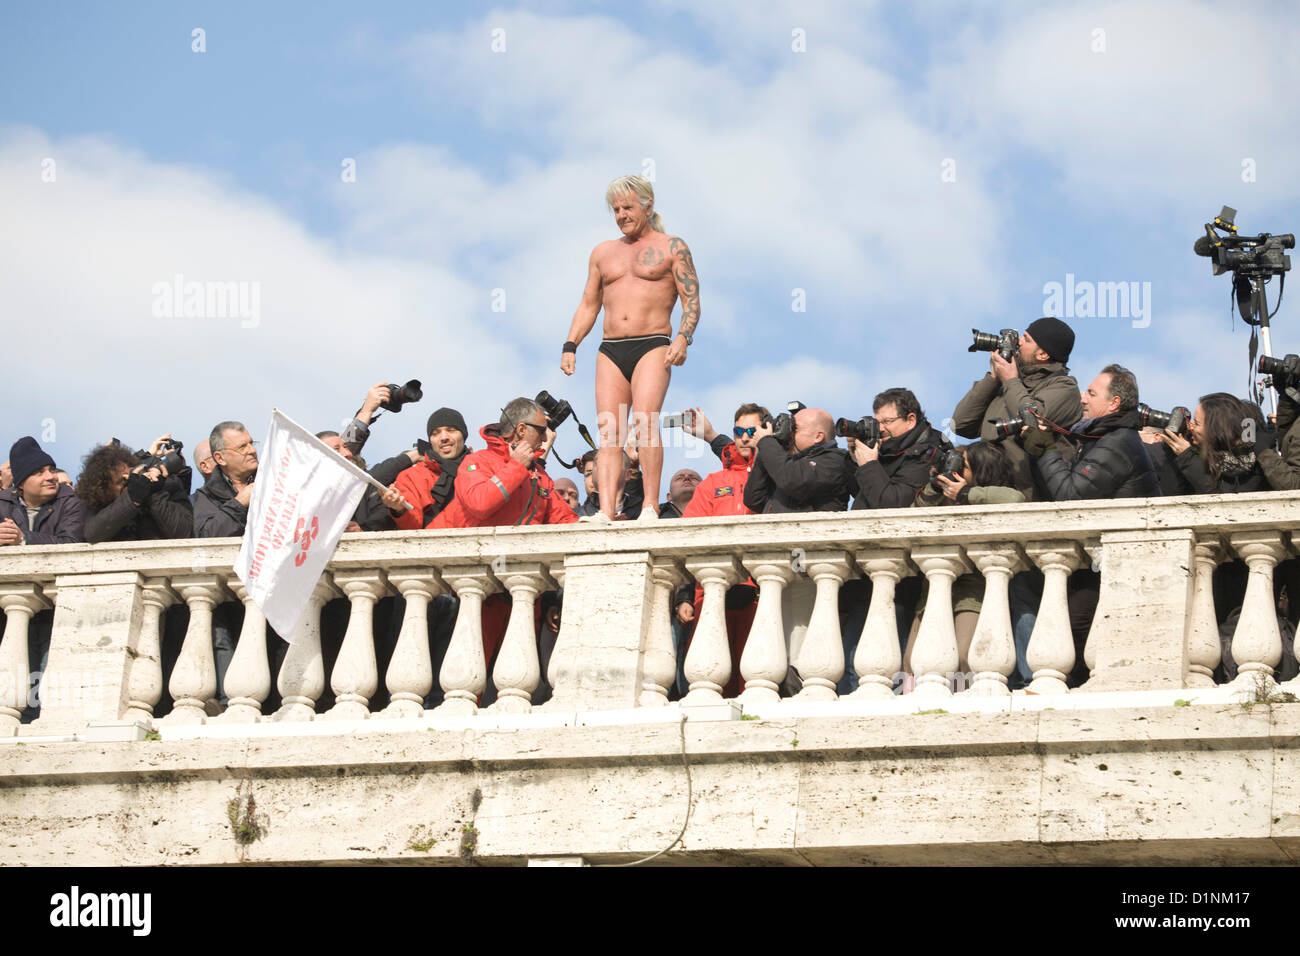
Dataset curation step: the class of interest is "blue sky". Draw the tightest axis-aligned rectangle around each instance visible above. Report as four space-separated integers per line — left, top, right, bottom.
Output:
3 1 1299 495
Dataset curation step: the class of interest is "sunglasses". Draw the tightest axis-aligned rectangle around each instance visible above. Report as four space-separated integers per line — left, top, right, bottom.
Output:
733 426 757 438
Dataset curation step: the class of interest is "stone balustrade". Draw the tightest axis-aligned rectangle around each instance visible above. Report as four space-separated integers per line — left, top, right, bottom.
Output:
0 492 1296 737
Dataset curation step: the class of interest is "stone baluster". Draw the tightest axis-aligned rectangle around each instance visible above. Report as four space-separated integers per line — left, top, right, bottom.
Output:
641 559 686 706
324 570 390 720
1227 531 1288 688
490 564 555 714
165 575 227 724
909 546 972 698
736 553 795 705
795 552 853 701
543 567 566 694
220 579 270 722
964 545 1024 696
681 556 741 703
273 576 339 722
847 549 910 700
1080 538 1102 675
0 584 52 733
122 579 177 724
1185 536 1224 688
382 567 446 719
437 567 498 716
1023 542 1085 694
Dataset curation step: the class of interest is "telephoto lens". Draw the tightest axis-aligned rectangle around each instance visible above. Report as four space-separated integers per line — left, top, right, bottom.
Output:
834 416 880 447
969 328 1019 362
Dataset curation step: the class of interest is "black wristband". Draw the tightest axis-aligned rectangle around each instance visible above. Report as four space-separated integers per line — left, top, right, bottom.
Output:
562 341 577 354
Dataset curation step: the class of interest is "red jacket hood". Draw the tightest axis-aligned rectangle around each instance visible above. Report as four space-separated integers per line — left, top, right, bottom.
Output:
720 441 755 472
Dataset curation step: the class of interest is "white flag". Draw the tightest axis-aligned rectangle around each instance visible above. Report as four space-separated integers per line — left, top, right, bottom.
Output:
234 409 369 641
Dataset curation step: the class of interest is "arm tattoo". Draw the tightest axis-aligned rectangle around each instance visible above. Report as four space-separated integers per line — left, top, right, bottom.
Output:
669 237 700 339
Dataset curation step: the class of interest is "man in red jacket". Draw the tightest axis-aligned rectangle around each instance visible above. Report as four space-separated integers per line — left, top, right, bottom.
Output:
674 403 768 697
432 398 578 529
390 407 472 530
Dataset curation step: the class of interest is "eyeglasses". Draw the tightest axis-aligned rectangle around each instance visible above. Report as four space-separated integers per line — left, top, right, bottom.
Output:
733 426 757 438
222 440 258 456
874 415 904 427
518 421 548 435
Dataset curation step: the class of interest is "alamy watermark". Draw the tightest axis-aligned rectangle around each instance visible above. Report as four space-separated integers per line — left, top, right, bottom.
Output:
1042 273 1151 329
152 273 261 329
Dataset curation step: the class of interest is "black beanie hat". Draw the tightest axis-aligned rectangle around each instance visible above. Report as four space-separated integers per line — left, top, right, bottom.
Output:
1025 317 1075 364
426 407 468 439
9 436 56 489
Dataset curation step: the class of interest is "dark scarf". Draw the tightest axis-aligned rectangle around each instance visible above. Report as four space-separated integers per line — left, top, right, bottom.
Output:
423 448 468 526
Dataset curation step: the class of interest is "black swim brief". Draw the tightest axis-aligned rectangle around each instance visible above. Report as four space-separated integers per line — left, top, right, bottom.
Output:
598 334 671 381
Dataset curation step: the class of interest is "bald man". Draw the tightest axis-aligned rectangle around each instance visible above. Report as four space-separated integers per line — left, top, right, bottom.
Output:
658 468 702 518
743 407 852 513
553 477 581 513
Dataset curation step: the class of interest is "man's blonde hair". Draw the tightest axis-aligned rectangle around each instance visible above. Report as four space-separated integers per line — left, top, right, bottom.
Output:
605 175 665 232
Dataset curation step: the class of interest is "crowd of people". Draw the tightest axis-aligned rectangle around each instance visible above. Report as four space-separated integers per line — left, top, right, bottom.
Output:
4 318 1300 718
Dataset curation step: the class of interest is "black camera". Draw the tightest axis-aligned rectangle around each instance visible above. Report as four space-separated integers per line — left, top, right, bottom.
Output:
762 401 806 447
989 402 1041 440
1195 206 1294 278
1259 353 1300 390
535 390 575 431
970 328 1019 362
137 439 185 475
835 416 880 447
1137 403 1189 436
928 447 966 491
381 380 423 413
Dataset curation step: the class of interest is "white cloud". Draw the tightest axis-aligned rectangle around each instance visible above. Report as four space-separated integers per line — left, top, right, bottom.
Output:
0 127 538 464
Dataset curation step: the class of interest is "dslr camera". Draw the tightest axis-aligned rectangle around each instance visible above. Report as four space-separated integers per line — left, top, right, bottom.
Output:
928 447 966 492
136 438 185 475
1137 403 1190 436
989 402 1041 440
763 401 807 447
835 416 881 447
970 328 1019 363
1259 353 1300 391
535 390 575 431
380 380 423 413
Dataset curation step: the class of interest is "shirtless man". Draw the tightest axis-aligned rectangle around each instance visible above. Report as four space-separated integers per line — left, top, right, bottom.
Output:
561 175 699 521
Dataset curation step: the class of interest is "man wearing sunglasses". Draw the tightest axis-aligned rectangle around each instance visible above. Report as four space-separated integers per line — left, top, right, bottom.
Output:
430 398 579 529
681 403 768 519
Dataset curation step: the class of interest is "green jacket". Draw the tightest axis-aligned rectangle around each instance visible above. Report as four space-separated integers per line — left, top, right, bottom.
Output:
950 362 1082 498
1259 397 1300 490
914 483 1027 508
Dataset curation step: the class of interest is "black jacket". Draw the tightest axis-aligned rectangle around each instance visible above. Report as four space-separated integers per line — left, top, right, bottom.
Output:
1033 410 1160 500
84 471 194 542
851 420 947 510
0 484 86 545
743 437 852 513
577 472 644 519
194 467 251 538
1150 443 1267 496
353 452 421 531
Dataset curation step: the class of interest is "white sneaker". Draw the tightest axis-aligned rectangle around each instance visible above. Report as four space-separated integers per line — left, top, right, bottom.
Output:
578 512 612 524
636 507 660 522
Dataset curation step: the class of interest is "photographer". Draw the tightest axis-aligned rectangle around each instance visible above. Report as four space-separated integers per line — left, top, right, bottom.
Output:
850 388 949 510
1259 355 1300 490
1025 364 1159 500
951 317 1082 497
77 435 194 542
743 407 852 514
904 441 1026 686
1145 393 1266 496
430 398 579 529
